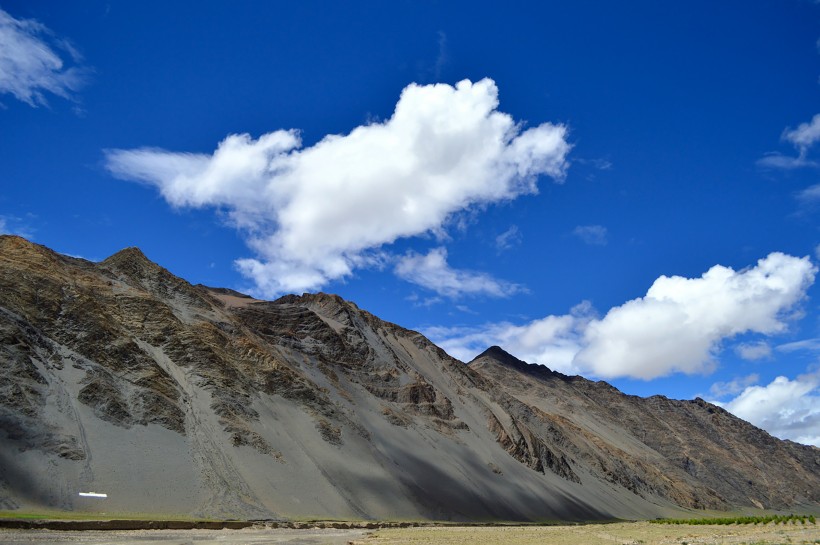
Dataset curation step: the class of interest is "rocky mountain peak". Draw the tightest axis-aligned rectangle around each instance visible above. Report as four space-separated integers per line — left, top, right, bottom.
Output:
96 246 213 310
0 235 68 269
98 246 158 274
0 234 37 252
472 345 526 367
470 345 558 377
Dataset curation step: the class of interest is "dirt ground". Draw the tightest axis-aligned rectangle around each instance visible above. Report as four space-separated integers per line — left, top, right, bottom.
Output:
0 522 817 545
357 521 820 545
0 526 370 544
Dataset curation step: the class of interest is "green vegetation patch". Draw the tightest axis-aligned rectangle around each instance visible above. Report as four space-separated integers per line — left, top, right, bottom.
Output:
651 514 816 526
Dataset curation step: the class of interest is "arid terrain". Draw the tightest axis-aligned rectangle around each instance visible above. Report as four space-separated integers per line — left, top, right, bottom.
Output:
0 522 817 545
0 526 367 544
359 522 820 545
1 235 819 522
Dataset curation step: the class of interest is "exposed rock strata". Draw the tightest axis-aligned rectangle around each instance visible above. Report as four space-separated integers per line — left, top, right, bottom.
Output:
0 235 817 521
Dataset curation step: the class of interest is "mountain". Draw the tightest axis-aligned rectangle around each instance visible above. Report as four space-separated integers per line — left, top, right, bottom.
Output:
469 347 819 512
0 235 817 521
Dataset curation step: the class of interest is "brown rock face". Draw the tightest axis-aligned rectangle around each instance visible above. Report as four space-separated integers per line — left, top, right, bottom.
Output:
469 346 820 511
0 235 817 521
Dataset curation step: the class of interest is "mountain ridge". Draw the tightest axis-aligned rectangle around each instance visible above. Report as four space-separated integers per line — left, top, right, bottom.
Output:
0 235 817 521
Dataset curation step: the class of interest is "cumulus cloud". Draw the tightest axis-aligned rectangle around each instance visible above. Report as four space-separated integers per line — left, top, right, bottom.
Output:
395 247 523 298
424 301 594 373
576 253 815 379
106 78 570 296
758 114 820 170
734 341 772 361
0 8 86 106
722 371 820 447
573 224 608 246
427 253 816 380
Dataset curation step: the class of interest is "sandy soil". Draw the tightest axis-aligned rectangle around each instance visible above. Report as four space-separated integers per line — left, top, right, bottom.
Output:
0 526 370 544
357 521 820 545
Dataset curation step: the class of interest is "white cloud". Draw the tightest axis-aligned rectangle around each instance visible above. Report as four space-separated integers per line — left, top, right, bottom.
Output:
424 301 595 374
734 340 772 361
0 214 34 239
428 253 816 380
573 224 608 246
797 184 820 206
581 157 612 171
575 253 816 379
395 247 523 298
783 114 820 154
0 8 86 106
709 374 759 398
758 114 820 170
405 292 443 307
723 372 820 447
433 31 447 81
756 153 817 170
106 78 570 296
777 338 820 353
495 225 522 251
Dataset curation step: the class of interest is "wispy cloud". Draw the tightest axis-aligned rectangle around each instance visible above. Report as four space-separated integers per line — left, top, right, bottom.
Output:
395 247 524 298
405 293 443 308
758 113 820 170
709 374 759 398
0 214 35 239
797 184 820 207
573 224 608 246
428 253 816 379
495 225 522 252
734 340 772 361
433 31 448 80
0 8 87 107
777 338 820 353
576 157 613 171
106 78 571 297
757 153 817 170
783 113 820 154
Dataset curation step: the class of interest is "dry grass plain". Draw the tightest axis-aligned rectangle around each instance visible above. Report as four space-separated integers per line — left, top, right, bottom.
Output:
0 527 369 544
357 521 820 545
0 521 817 545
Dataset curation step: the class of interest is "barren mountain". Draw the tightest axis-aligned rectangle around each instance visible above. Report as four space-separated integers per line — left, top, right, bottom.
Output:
0 235 817 521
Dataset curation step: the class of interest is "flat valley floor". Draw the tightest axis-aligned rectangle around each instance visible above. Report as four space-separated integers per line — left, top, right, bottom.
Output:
362 522 820 545
0 522 818 545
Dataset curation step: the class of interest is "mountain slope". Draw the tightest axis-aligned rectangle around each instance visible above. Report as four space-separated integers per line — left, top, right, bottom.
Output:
0 236 817 520
469 346 820 511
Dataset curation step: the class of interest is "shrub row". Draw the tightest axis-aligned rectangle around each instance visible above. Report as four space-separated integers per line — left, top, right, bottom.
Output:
650 514 816 526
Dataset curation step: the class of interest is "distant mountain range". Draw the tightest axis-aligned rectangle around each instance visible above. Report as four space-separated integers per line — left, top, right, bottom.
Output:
0 235 817 521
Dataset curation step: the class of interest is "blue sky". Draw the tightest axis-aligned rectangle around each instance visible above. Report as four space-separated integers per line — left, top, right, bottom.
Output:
2 1 819 445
